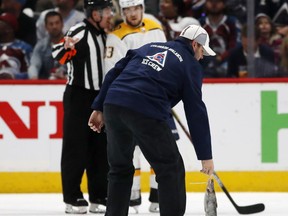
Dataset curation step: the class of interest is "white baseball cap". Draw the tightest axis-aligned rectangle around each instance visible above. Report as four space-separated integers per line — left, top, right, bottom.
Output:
180 24 216 56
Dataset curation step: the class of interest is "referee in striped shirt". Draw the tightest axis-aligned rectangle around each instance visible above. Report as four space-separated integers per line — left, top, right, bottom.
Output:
52 0 114 214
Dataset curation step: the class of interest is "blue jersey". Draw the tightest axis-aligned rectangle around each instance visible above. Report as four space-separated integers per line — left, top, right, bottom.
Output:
92 37 212 160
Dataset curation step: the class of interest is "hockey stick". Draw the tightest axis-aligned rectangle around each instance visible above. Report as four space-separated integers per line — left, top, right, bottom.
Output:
171 109 265 214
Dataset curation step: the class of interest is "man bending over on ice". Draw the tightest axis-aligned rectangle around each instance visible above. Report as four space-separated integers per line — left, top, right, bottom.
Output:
104 0 179 212
89 24 215 216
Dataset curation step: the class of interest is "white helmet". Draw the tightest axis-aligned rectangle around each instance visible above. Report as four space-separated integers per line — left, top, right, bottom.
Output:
119 0 144 9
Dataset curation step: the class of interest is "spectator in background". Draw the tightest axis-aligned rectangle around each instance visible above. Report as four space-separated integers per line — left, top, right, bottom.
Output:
255 13 283 65
157 0 199 41
227 25 279 78
0 12 32 79
0 0 37 47
199 0 241 77
28 11 66 80
36 0 85 40
280 35 288 76
256 0 288 36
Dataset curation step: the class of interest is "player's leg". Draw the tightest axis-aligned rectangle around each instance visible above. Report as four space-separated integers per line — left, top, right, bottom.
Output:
149 167 159 212
130 145 142 211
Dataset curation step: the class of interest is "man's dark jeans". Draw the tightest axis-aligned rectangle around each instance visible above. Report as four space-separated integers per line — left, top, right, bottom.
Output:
103 104 186 216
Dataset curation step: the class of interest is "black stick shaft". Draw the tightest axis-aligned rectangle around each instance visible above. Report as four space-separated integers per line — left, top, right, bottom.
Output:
213 171 238 207
171 109 191 141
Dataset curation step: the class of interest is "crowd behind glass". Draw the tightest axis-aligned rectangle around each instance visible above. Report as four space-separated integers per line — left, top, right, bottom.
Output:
0 0 288 80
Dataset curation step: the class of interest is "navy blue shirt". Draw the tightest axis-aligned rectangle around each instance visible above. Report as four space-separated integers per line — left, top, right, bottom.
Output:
92 37 212 160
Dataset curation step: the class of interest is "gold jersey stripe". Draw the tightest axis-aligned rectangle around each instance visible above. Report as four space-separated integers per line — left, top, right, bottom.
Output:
111 18 163 40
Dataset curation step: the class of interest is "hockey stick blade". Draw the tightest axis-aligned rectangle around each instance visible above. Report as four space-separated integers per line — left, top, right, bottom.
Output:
213 172 265 214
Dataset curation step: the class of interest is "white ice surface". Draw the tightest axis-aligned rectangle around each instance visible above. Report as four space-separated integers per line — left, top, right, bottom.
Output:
0 192 287 215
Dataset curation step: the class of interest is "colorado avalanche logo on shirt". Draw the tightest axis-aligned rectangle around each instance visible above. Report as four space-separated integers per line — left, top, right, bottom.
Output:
147 51 167 67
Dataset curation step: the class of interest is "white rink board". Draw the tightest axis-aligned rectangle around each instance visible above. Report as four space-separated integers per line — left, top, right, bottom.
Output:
0 82 287 172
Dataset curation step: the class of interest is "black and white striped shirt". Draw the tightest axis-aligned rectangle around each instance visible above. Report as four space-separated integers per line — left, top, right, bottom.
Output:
52 19 106 90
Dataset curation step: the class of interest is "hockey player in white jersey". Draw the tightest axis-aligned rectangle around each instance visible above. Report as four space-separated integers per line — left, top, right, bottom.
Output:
105 0 166 72
104 0 179 213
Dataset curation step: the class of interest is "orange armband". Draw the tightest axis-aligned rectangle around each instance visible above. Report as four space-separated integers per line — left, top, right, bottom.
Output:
59 49 77 65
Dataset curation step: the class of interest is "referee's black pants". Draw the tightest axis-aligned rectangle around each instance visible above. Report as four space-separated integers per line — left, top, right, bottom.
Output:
104 104 186 216
61 85 108 204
